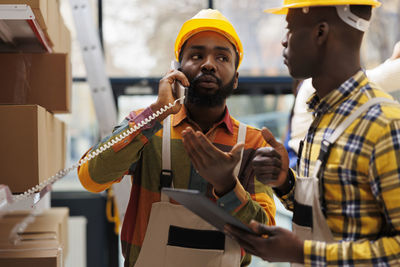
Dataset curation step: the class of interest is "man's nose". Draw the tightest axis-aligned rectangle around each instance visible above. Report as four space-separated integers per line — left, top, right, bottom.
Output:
201 55 216 73
281 33 288 48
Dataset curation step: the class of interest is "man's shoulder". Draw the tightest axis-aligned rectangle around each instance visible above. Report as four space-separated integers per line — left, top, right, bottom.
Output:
353 86 400 126
230 117 262 134
229 117 266 148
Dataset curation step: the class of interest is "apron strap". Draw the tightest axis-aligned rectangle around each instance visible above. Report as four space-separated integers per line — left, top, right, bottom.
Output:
162 115 172 172
312 97 397 178
233 123 246 178
161 115 173 202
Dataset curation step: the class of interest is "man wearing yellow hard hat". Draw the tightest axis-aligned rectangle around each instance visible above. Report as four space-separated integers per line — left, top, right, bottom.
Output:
78 8 276 267
225 0 400 266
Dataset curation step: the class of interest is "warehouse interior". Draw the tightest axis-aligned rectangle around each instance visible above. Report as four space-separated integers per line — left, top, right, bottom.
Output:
0 0 399 267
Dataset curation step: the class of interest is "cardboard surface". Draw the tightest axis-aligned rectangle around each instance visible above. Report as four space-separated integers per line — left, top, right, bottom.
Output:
0 53 71 113
0 245 62 267
1 0 49 31
0 105 66 193
1 1 70 53
45 0 60 47
0 207 69 264
53 18 72 54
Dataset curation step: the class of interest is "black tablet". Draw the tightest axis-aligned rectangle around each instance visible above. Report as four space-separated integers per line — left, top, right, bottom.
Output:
162 188 255 234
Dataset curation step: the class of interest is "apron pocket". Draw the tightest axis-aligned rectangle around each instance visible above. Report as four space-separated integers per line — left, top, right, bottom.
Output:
167 225 225 250
293 200 313 228
165 225 224 267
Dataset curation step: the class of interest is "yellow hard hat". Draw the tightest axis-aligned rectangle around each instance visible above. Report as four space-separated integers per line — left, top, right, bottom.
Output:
174 9 243 68
264 0 381 14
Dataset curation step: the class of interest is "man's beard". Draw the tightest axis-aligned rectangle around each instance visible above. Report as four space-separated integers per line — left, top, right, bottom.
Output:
186 73 236 107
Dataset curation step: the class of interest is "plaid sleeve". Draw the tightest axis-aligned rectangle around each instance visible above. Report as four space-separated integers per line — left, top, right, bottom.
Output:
303 119 400 266
78 108 162 192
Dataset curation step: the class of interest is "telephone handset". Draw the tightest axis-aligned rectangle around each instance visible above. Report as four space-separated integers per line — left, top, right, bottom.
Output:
170 60 187 104
10 67 186 205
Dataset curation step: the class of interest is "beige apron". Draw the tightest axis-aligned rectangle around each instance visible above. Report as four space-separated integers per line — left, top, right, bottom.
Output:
135 116 246 267
291 98 396 267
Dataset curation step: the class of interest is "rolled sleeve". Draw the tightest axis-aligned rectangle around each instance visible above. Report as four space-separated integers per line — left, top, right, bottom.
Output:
214 181 248 213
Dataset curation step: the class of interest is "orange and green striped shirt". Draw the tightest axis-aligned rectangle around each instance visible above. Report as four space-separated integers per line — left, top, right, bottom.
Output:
78 105 276 267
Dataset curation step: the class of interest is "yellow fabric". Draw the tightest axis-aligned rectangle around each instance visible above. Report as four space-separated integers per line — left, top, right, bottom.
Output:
106 188 121 235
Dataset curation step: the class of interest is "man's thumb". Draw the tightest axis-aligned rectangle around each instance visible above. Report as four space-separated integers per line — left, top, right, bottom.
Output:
261 127 279 148
249 220 273 236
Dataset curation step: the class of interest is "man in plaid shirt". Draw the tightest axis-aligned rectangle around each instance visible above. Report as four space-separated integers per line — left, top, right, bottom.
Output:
219 1 400 266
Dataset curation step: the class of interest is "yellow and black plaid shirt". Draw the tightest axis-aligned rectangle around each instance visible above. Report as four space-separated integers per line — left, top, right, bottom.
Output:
281 71 400 266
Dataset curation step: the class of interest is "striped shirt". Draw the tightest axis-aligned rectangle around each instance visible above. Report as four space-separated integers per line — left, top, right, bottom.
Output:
78 105 276 267
280 71 400 266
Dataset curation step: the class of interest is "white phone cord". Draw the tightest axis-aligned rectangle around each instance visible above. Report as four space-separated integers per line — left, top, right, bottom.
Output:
12 98 183 203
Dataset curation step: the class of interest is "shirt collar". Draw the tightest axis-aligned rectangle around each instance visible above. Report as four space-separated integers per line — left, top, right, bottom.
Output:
172 105 234 135
307 70 367 116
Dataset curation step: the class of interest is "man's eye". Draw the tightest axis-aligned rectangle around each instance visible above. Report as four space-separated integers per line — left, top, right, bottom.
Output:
217 56 228 62
192 55 201 60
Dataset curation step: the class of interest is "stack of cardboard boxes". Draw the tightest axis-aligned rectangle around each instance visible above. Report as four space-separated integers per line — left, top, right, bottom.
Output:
0 1 72 266
0 208 69 267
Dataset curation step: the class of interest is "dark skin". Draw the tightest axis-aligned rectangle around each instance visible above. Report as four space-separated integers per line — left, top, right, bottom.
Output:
225 6 370 264
180 31 238 132
150 31 243 195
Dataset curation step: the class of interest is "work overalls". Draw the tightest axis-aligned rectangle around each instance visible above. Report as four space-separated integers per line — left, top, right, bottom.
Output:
135 115 246 267
291 98 395 267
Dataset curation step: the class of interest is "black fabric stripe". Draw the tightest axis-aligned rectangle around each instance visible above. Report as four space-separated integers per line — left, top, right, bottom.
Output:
293 200 313 227
167 225 225 250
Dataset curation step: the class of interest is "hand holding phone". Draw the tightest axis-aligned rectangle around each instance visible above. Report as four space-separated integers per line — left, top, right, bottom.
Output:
170 60 187 104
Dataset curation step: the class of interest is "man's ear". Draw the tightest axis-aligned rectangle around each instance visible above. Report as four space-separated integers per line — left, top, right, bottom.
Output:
315 22 329 45
233 71 239 90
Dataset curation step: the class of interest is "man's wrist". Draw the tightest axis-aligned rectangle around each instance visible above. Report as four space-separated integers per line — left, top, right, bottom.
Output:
150 102 171 122
214 178 237 197
274 170 294 197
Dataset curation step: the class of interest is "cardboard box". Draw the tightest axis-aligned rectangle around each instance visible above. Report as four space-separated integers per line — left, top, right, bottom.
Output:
0 105 66 193
53 18 72 54
0 233 62 267
1 0 48 31
0 248 62 267
0 208 69 257
45 0 60 47
1 1 66 50
0 53 71 113
0 207 69 267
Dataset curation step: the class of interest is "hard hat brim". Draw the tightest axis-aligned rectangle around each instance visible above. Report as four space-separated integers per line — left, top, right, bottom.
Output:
264 0 381 14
